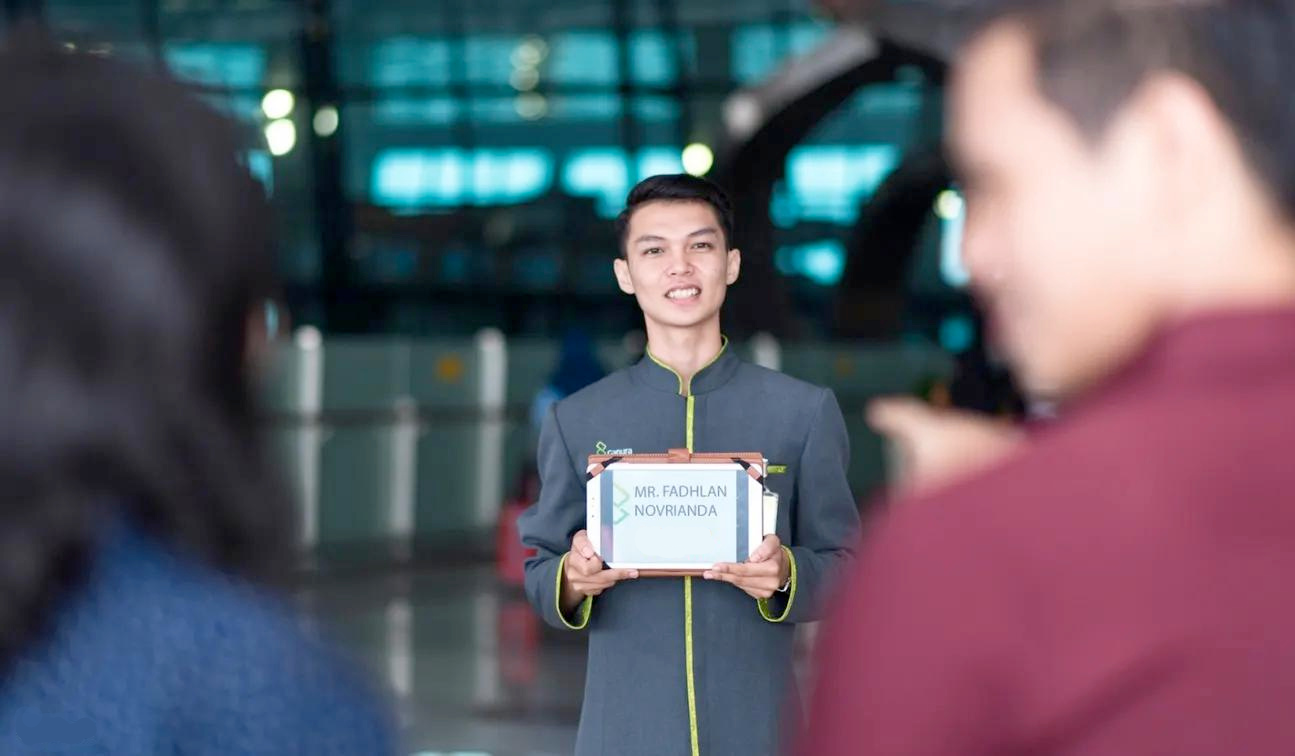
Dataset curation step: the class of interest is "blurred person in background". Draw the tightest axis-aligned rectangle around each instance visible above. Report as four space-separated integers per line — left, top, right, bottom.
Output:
0 34 395 754
804 0 1295 754
529 327 608 436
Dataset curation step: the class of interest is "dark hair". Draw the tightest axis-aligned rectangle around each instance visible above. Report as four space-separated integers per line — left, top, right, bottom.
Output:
972 0 1295 219
0 34 291 670
614 174 736 256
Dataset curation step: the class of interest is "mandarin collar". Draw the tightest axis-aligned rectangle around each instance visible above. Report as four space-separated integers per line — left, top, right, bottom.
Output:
631 337 740 396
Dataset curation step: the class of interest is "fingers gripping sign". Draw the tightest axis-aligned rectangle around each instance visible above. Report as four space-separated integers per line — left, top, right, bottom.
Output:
705 534 789 600
563 530 638 603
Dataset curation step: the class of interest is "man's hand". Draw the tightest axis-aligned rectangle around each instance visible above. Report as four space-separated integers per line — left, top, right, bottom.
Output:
868 397 1024 496
705 535 788 600
560 530 638 615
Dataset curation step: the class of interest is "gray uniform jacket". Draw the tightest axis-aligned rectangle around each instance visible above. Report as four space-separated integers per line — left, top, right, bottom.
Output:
519 342 860 756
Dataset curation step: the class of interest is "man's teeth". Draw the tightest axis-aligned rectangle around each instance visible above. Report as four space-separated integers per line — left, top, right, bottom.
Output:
667 288 700 300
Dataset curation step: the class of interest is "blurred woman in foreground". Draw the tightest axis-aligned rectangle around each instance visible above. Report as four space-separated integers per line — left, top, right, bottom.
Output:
0 34 395 754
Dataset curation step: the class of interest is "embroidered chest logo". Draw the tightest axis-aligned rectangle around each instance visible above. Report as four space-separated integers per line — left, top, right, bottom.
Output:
595 441 633 455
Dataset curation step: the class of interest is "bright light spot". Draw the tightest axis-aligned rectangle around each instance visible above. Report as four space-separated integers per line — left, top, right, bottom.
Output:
935 189 964 221
261 89 295 120
681 143 714 176
940 206 970 288
511 35 548 68
265 119 297 156
514 93 548 120
723 94 762 140
294 325 322 351
509 68 540 91
313 105 339 137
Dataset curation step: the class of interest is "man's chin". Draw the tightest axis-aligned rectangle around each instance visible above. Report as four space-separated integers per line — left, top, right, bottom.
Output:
643 310 719 331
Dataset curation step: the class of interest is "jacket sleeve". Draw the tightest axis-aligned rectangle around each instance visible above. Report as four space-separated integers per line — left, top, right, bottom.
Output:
758 388 860 624
518 404 593 630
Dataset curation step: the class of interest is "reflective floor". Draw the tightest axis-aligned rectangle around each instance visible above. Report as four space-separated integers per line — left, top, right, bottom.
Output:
300 565 586 756
299 564 819 756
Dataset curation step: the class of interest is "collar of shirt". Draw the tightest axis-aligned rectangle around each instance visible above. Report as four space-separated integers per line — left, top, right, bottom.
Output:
631 337 741 396
1063 305 1295 419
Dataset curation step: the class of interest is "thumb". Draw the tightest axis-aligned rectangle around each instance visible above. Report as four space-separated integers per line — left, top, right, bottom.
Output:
749 534 781 563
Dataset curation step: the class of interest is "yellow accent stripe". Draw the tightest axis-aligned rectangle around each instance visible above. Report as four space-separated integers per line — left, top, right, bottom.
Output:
685 575 700 756
686 395 695 453
757 546 798 623
555 552 593 630
687 373 700 755
646 338 723 756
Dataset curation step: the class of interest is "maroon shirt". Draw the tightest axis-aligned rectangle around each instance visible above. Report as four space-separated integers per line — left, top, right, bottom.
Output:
802 309 1295 756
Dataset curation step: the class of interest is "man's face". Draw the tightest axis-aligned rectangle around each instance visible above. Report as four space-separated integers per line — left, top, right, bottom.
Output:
950 22 1168 400
614 200 741 332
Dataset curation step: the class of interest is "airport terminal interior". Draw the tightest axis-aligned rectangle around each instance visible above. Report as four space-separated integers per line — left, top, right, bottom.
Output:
3 0 1013 752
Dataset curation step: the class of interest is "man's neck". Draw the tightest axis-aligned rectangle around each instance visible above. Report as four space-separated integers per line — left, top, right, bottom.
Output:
1169 225 1295 319
644 320 724 393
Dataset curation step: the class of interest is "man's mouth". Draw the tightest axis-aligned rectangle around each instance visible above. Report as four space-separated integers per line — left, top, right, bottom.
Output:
666 287 701 300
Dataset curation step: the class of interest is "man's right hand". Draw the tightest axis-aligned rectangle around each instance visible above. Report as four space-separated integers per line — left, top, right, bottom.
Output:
868 397 1024 497
560 530 638 614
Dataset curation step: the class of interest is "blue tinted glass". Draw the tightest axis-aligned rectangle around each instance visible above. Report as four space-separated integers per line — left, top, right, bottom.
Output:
164 43 266 88
375 97 460 126
369 37 452 87
549 31 617 85
371 148 554 208
732 22 831 84
562 149 630 217
551 95 620 121
637 147 683 180
775 240 846 285
783 145 900 224
465 35 521 84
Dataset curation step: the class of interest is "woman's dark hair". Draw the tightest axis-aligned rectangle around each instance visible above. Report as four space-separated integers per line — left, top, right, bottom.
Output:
0 34 291 670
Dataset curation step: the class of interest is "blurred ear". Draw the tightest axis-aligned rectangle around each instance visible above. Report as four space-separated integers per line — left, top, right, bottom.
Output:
726 248 742 286
613 257 635 295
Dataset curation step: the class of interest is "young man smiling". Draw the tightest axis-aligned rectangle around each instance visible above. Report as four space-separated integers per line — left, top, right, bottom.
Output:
519 174 859 756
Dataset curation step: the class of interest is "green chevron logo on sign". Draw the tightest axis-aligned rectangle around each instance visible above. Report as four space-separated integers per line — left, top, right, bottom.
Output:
595 441 608 454
613 483 631 525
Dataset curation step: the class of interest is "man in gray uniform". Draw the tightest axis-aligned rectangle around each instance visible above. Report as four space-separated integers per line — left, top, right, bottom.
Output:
519 174 860 756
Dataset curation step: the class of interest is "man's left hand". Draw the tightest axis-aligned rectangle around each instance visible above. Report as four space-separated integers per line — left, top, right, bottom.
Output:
705 535 788 599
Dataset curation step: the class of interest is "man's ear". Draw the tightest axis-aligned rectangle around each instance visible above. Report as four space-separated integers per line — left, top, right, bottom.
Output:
726 248 742 286
613 256 635 295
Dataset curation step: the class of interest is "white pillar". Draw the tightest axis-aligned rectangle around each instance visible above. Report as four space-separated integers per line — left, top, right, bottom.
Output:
293 326 324 551
474 328 508 529
388 341 417 559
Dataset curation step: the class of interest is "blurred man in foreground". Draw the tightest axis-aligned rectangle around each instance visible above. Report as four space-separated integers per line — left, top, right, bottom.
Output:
803 1 1295 753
